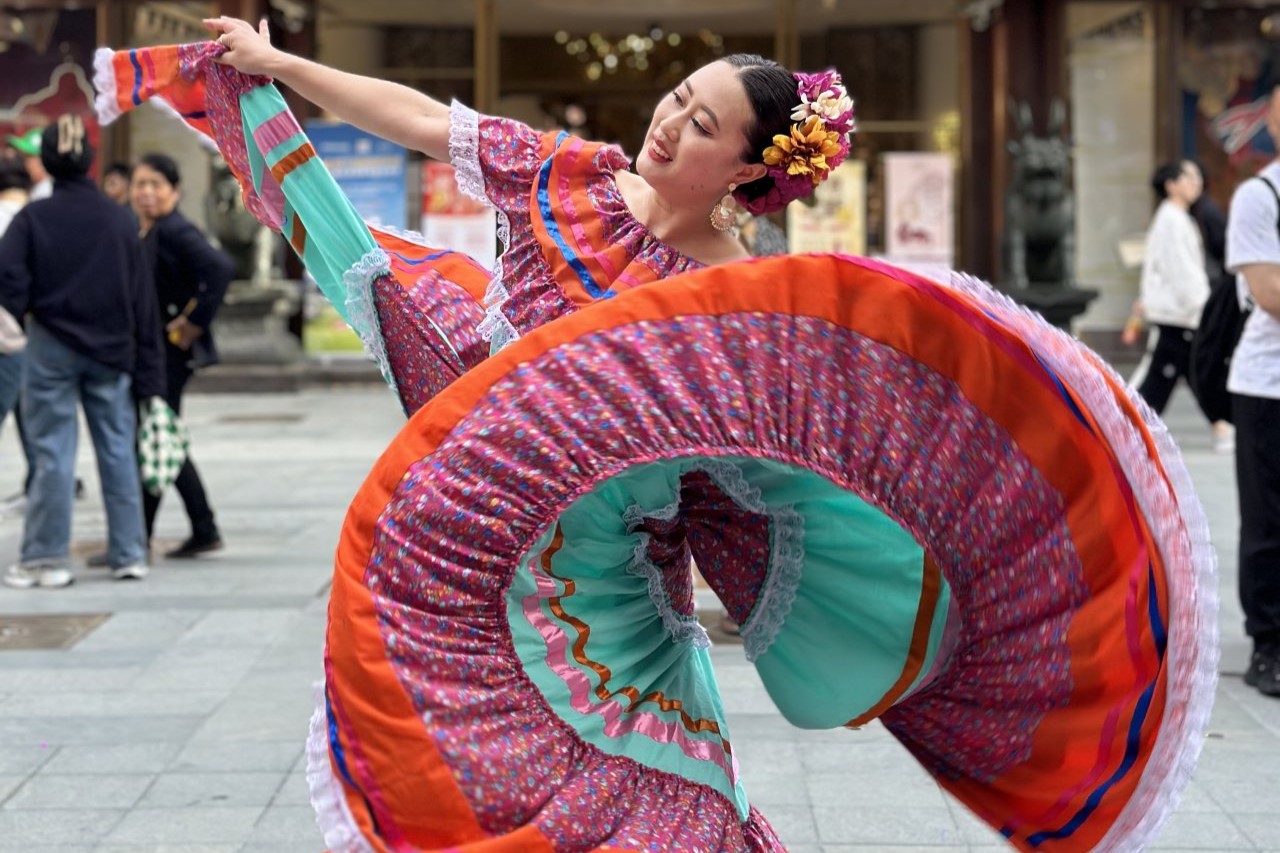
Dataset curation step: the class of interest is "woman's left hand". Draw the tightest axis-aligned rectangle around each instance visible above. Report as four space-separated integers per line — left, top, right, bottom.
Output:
166 316 204 351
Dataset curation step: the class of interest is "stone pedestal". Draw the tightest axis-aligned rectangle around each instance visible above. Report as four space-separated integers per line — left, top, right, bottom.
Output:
1004 282 1099 331
210 279 304 365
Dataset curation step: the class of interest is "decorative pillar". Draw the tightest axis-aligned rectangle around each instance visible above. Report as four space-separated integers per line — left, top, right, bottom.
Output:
474 0 498 114
774 0 799 68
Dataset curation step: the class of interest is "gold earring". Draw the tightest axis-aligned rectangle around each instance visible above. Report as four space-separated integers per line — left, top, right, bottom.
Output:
709 183 738 232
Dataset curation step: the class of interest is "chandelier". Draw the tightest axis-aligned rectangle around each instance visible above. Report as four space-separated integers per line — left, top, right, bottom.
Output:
554 26 725 81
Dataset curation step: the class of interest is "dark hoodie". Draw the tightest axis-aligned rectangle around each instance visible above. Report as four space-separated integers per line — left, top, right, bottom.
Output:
0 175 164 398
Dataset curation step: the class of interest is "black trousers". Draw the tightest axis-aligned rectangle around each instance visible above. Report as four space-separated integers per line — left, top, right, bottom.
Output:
143 344 217 541
1234 393 1280 649
1133 324 1196 416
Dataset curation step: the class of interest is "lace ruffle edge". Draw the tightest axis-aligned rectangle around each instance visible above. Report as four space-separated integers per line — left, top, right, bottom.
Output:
945 272 1218 853
695 459 804 663
341 248 396 389
305 681 377 853
92 48 121 125
448 100 520 356
622 501 710 649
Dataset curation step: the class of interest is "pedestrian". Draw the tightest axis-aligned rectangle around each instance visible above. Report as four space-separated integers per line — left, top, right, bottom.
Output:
1126 160 1233 448
6 127 53 200
130 152 232 558
0 114 164 588
1225 83 1280 699
101 161 132 205
0 151 34 510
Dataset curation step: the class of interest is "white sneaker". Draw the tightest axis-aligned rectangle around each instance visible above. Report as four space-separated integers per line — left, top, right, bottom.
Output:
110 563 148 581
37 567 73 588
2 564 38 589
2 564 73 589
1212 422 1235 454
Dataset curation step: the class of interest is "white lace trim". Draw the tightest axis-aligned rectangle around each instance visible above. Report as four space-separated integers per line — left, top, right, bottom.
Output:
694 459 805 663
945 272 1218 853
341 248 395 388
92 48 121 125
306 681 377 853
448 100 520 355
622 500 710 649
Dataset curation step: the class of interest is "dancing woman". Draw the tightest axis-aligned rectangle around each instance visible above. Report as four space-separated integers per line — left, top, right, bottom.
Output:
96 22 1217 852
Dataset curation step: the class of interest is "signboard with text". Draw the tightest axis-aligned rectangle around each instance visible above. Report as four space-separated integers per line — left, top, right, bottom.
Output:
305 120 407 230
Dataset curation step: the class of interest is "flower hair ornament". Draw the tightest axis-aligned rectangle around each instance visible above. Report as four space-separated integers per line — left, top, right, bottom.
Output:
735 69 857 216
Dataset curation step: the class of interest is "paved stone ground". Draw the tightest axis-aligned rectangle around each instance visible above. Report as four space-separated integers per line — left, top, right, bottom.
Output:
0 384 1275 853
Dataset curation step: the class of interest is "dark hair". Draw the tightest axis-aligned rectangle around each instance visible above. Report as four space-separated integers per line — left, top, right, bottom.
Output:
720 54 797 207
1151 161 1190 200
104 162 132 180
136 152 181 187
0 151 31 194
40 115 94 180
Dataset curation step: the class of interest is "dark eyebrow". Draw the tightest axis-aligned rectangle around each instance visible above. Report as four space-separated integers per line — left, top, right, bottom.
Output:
683 80 720 131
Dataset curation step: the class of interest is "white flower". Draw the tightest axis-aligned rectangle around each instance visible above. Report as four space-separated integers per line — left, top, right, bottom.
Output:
790 89 854 125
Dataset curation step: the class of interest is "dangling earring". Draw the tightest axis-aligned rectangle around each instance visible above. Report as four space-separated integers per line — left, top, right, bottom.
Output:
709 183 738 232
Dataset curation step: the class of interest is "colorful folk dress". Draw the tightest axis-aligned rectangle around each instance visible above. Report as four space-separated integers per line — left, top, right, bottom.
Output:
96 42 1218 853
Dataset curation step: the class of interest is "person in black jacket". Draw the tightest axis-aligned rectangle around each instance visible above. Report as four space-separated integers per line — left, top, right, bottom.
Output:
0 115 164 588
130 153 233 558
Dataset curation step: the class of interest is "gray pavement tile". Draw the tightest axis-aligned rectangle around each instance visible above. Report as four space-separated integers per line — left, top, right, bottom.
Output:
0 667 143 693
72 611 206 652
0 691 226 718
102 806 263 845
812 806 963 846
757 804 818 845
0 775 23 803
170 740 302 774
136 772 284 810
128 645 265 694
820 848 970 852
0 715 205 747
189 691 314 743
244 804 324 845
41 743 181 776
0 745 55 775
176 610 302 649
1144 808 1258 849
804 771 950 810
239 845 318 853
1234 813 1280 851
0 809 123 848
1201 768 1280 813
744 769 811 807
2 773 152 810
270 772 310 807
96 840 240 845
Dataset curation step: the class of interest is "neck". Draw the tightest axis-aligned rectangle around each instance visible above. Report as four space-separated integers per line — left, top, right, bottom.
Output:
1166 196 1188 212
635 184 719 244
0 189 26 204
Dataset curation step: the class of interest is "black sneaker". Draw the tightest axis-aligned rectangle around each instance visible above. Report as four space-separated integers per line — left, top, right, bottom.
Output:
164 535 224 559
1245 647 1280 697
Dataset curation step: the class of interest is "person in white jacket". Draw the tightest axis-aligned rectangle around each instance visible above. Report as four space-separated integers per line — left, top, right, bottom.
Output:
1128 161 1218 420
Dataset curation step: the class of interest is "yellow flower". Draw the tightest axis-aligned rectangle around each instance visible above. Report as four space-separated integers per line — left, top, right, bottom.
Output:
761 116 843 185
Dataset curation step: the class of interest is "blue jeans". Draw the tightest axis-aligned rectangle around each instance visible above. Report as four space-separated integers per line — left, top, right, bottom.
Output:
0 349 34 487
20 321 147 569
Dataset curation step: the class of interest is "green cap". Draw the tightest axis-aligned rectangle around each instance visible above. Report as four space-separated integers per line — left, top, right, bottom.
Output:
6 128 43 156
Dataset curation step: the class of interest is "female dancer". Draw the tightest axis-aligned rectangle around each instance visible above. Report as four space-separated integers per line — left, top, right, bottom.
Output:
98 23 1216 852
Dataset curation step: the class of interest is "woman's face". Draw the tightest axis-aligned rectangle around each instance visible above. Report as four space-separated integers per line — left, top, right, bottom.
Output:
130 163 179 222
637 61 764 205
1170 161 1203 206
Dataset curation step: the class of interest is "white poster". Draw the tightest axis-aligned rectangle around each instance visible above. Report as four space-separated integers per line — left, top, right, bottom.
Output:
883 152 954 265
421 162 498 271
787 160 866 255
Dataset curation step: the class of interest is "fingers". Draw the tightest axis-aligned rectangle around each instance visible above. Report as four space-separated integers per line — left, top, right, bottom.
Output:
258 17 270 38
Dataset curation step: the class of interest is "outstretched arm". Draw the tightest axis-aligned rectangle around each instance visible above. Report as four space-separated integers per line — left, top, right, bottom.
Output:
204 16 451 161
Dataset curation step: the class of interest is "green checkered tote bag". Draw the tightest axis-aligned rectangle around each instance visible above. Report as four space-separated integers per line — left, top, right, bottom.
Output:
137 397 189 496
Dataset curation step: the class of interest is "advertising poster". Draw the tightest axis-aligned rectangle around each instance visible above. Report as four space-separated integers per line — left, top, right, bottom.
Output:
421 162 497 271
883 152 954 265
305 120 407 230
786 160 866 255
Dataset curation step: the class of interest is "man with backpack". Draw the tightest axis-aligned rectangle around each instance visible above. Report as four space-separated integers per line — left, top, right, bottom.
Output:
1225 84 1280 699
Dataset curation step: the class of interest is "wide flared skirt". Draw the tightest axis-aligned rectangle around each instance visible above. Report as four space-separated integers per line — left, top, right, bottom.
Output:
309 254 1217 853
